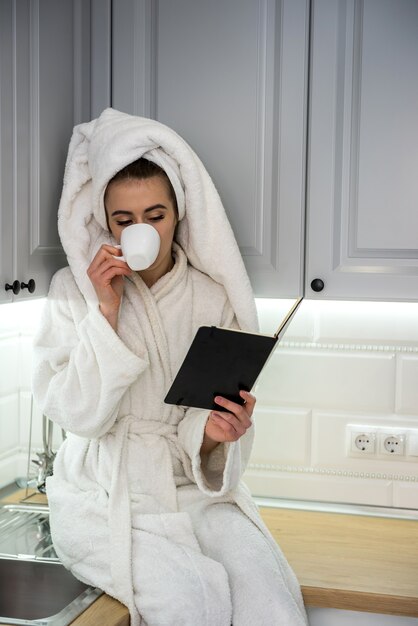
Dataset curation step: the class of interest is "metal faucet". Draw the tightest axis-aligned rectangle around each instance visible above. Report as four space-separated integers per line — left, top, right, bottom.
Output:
31 415 66 493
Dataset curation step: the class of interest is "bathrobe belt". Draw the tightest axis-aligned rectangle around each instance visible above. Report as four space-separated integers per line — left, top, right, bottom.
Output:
107 415 187 618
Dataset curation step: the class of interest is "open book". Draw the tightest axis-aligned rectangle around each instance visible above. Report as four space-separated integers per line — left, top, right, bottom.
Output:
164 297 303 411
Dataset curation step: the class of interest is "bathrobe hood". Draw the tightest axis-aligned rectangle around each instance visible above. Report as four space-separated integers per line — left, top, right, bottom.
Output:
58 107 258 331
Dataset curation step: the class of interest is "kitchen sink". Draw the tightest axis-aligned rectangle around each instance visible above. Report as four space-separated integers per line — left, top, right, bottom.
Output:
0 504 102 625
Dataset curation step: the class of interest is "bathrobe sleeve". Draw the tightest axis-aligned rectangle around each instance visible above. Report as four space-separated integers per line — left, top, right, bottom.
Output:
177 299 255 496
32 269 148 439
177 408 255 497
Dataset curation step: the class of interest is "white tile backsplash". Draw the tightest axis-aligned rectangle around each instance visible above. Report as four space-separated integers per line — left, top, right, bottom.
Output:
251 407 311 466
0 339 20 396
255 298 315 341
256 349 396 413
19 336 34 392
0 394 19 455
14 298 46 336
243 469 394 506
307 299 418 346
251 298 418 509
1 296 418 509
0 303 20 339
0 299 47 489
392 482 418 509
396 355 418 414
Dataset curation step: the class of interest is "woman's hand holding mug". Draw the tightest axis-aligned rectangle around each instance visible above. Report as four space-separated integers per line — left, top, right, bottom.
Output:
87 224 161 329
87 244 132 329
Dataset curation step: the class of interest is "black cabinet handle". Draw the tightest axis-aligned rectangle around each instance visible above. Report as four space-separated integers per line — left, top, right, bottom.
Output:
310 278 325 292
21 279 36 293
5 280 21 295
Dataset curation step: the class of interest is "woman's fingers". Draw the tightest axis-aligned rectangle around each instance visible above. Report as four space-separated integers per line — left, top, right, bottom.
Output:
239 390 256 415
205 391 257 444
86 244 133 317
88 244 127 274
209 411 246 440
214 391 256 423
99 266 132 284
87 244 131 286
207 391 257 442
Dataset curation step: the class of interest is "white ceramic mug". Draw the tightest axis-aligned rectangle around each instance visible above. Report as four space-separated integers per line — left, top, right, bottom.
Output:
113 223 160 270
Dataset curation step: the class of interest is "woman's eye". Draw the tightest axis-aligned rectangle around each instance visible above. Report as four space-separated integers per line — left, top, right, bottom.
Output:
116 220 132 226
149 215 164 222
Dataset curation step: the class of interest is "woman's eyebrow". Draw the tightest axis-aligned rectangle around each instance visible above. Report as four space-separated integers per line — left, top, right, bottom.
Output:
111 210 133 217
144 204 168 212
111 204 168 217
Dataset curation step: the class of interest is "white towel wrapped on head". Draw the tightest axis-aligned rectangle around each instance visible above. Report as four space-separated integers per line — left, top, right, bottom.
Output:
58 107 258 332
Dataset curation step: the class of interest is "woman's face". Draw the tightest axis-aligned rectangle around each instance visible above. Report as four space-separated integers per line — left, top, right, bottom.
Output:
105 175 178 279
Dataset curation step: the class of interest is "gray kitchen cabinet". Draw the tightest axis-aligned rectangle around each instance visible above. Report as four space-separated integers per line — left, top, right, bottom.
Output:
112 0 310 298
0 1 14 304
306 0 418 301
0 0 111 304
109 0 418 301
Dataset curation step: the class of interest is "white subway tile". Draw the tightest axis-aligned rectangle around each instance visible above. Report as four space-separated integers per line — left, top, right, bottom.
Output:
18 337 34 392
255 298 314 341
16 298 45 336
243 469 393 506
392 482 418 509
0 303 20 338
313 300 418 346
0 338 19 395
256 349 396 412
0 299 44 337
0 455 20 489
396 355 418 415
0 450 32 489
256 299 418 346
250 407 311 466
0 394 19 454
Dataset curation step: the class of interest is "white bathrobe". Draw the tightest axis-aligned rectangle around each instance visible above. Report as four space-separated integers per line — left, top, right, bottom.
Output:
32 109 308 626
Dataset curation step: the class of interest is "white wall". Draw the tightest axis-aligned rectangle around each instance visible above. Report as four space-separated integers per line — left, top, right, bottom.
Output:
1 297 418 508
0 298 62 489
307 607 418 626
246 299 418 508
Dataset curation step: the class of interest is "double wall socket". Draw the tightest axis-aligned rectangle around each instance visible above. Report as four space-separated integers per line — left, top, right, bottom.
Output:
347 425 417 460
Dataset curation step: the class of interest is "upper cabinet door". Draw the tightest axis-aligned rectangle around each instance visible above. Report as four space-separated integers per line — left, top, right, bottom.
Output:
13 0 92 301
112 0 310 298
306 0 418 301
0 0 111 304
0 1 14 303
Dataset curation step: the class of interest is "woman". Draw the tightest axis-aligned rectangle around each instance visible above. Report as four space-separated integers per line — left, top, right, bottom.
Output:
32 108 308 626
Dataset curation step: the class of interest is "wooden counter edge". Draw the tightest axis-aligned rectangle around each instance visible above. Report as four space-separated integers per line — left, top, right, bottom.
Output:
69 584 418 626
302 585 418 618
70 594 129 626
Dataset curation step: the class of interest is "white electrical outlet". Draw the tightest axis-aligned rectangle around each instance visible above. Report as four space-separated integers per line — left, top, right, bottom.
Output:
379 432 405 456
346 425 418 461
354 433 375 452
347 426 376 456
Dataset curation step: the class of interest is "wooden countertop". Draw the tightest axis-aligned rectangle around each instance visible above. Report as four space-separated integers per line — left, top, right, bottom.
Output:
260 506 418 618
2 491 418 622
